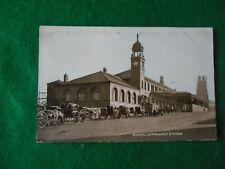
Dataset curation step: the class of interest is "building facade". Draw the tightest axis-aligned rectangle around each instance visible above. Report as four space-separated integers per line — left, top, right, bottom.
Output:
47 34 209 111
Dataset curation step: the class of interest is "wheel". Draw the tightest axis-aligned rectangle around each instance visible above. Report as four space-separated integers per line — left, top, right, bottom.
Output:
37 111 48 128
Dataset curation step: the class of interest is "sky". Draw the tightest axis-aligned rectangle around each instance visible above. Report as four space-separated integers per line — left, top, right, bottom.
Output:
39 26 215 101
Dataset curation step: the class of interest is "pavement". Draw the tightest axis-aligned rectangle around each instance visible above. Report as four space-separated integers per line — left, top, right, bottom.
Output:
37 111 217 142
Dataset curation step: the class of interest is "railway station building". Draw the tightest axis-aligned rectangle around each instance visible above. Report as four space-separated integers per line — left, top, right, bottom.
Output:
47 34 209 112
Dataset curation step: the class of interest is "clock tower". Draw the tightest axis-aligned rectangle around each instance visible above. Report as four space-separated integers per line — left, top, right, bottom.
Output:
131 34 145 89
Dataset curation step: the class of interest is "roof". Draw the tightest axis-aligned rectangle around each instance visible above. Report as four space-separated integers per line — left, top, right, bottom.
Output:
150 91 192 104
144 77 173 91
65 71 137 89
48 69 173 91
115 69 173 91
115 70 131 79
151 91 191 95
132 41 143 52
132 34 144 52
47 80 64 85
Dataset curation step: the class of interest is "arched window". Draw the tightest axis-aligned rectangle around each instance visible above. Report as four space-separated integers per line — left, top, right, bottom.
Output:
148 83 150 91
142 81 144 89
78 88 86 101
133 93 136 104
120 90 125 102
92 87 100 100
127 91 131 103
151 85 154 92
112 88 118 101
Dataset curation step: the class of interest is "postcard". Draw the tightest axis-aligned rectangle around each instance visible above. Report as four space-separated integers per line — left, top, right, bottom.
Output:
37 26 216 142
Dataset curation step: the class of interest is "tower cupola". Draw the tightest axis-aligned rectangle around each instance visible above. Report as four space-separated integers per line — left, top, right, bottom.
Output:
132 34 144 57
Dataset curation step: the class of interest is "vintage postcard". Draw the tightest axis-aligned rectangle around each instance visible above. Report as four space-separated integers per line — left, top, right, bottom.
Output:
37 26 217 142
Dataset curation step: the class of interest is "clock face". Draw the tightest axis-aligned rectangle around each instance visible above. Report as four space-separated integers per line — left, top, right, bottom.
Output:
133 61 138 66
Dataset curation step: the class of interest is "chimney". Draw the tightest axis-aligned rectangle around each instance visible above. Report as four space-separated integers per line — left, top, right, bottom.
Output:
103 67 107 73
160 76 164 85
64 73 68 82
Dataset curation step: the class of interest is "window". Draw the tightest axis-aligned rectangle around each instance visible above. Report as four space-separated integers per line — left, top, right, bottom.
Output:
148 83 150 91
142 81 144 89
112 88 118 101
144 82 146 90
64 90 70 102
151 85 154 92
78 88 86 101
92 87 100 100
127 91 131 103
133 93 136 104
120 90 125 102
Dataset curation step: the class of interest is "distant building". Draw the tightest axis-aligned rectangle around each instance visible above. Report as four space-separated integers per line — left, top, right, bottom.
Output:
196 76 209 103
47 34 209 112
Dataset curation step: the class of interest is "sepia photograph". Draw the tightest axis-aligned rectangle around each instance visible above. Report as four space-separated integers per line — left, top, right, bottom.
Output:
37 26 216 142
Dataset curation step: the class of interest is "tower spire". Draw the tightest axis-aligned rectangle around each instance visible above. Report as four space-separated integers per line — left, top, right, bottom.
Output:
131 34 145 89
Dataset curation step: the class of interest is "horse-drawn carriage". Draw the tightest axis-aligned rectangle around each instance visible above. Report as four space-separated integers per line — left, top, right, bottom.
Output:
100 106 119 119
37 102 165 129
37 103 90 128
88 106 121 120
97 106 129 120
90 106 141 120
37 105 64 128
117 106 130 118
61 103 88 123
87 108 102 120
88 106 119 120
144 103 170 116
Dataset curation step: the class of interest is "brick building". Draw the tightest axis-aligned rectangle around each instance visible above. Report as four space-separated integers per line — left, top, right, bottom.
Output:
47 34 208 111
